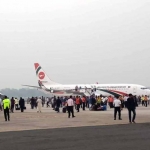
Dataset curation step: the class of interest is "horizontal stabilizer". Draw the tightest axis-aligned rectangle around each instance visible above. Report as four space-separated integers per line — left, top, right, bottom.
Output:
22 85 41 89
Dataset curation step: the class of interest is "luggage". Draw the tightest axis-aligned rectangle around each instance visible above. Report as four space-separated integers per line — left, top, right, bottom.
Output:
97 107 102 111
55 107 58 111
24 106 26 110
62 107 66 113
16 108 20 110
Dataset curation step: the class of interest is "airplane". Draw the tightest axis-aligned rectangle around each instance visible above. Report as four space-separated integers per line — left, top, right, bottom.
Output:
22 63 150 97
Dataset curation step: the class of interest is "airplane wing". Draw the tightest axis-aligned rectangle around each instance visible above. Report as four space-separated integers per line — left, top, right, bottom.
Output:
22 85 60 93
22 85 42 89
22 85 91 95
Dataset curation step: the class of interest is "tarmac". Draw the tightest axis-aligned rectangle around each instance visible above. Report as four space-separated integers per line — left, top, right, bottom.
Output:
0 123 150 150
0 104 150 150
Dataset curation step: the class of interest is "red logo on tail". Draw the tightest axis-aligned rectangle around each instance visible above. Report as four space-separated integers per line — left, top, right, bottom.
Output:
38 72 45 80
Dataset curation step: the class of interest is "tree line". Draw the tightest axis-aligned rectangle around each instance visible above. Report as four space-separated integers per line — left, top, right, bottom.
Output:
0 88 50 98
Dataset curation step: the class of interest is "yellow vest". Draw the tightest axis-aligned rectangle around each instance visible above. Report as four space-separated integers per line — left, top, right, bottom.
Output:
97 98 101 104
3 99 10 109
141 97 145 101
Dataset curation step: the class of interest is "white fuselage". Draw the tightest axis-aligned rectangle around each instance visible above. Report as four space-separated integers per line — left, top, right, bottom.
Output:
41 83 150 96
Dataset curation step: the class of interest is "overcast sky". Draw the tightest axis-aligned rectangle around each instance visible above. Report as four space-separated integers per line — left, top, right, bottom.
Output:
0 0 150 89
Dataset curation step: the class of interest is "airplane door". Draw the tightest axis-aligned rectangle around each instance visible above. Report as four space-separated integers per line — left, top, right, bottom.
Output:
133 86 137 94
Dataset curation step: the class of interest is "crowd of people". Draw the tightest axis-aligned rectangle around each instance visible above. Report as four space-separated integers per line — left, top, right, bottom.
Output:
0 96 26 121
108 95 150 109
0 97 25 112
0 94 149 123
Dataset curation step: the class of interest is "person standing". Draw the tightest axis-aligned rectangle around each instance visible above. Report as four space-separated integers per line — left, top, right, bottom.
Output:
124 95 128 108
79 96 82 108
144 95 148 107
91 95 96 106
37 97 42 113
82 96 86 111
86 96 89 108
139 96 141 105
133 95 138 107
141 95 145 106
127 94 136 123
119 95 124 108
75 96 80 112
46 97 50 107
27 97 30 104
96 96 101 108
19 97 25 112
67 95 75 118
3 96 10 121
56 97 61 113
91 96 97 110
113 95 122 120
14 97 19 110
30 97 35 109
89 96 92 109
108 96 114 108
41 96 45 107
11 97 15 113
138 96 141 105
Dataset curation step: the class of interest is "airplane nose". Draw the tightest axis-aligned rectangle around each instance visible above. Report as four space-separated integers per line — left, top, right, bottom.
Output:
147 89 150 96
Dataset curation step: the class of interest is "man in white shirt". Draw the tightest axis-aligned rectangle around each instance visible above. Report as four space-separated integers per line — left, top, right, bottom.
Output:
113 95 122 120
67 95 75 118
37 97 42 113
124 95 128 108
14 98 19 110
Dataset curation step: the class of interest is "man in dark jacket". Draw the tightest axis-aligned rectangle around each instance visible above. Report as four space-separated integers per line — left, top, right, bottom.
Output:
19 97 25 112
91 96 96 106
127 94 136 123
56 97 61 113
30 97 35 109
11 97 15 113
91 96 97 110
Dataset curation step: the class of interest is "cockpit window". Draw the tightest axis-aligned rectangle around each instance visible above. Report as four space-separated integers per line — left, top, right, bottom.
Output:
141 88 147 90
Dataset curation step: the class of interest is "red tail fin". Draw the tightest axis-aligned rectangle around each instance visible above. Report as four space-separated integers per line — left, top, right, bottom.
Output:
34 63 39 70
